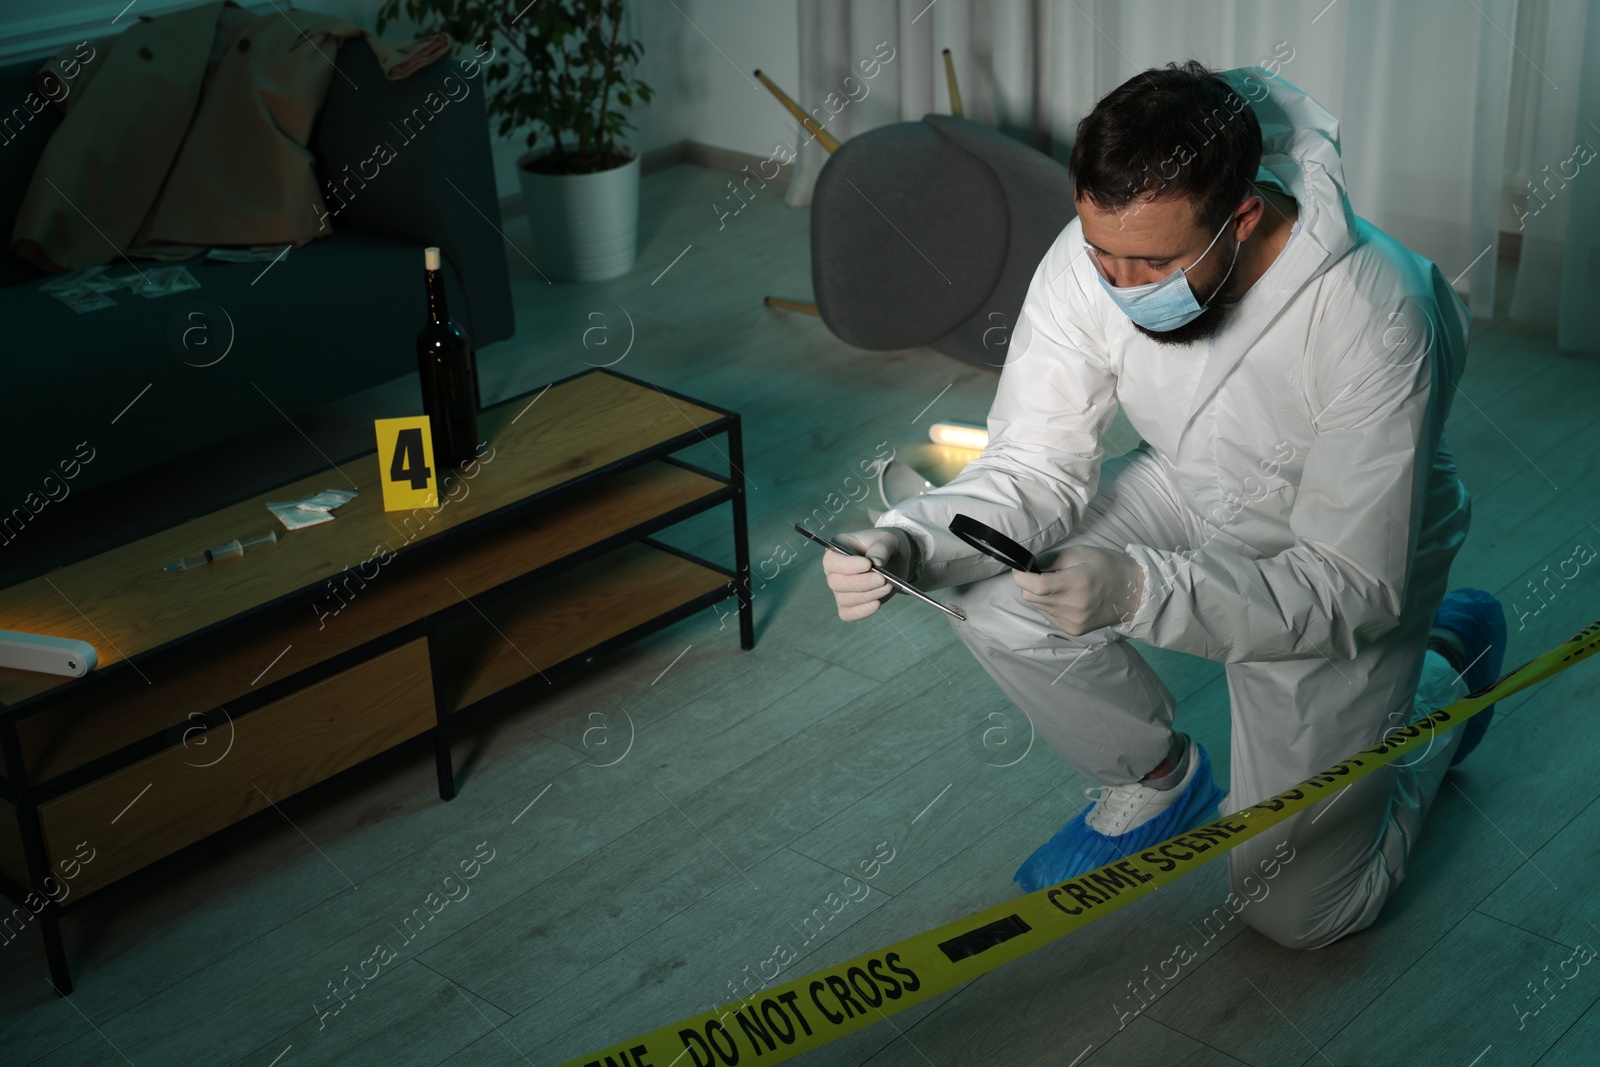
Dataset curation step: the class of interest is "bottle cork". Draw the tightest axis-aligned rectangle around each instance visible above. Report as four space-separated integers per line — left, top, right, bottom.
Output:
424 246 441 271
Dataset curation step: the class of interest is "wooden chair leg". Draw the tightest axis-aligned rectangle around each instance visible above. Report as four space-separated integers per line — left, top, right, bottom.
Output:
764 297 821 317
753 69 841 154
943 49 964 117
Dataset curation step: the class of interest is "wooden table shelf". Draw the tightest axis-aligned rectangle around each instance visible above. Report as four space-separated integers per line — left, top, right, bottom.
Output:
0 369 752 993
432 541 733 716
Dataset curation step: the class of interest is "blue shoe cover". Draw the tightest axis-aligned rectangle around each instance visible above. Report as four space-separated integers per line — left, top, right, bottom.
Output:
1433 588 1507 767
1014 742 1226 893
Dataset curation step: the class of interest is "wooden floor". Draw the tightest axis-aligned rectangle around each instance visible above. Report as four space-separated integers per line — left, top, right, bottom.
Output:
4 162 1599 1067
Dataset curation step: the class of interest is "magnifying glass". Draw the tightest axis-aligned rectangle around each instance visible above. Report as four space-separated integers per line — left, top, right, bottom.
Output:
950 515 1076 641
948 514 1044 574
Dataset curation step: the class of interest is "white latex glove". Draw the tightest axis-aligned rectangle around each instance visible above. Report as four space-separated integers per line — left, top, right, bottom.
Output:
821 527 915 621
1012 545 1145 636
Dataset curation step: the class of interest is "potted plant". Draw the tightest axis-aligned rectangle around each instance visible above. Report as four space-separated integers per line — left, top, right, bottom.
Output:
377 0 654 282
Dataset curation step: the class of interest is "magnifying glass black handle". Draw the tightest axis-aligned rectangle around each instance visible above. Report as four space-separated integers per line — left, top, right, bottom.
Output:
948 514 1044 573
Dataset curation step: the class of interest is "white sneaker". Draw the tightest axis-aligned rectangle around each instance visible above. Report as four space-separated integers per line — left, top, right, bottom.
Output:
1084 738 1200 837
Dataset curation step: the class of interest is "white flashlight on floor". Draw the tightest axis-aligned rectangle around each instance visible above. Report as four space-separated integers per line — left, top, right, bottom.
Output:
928 420 988 450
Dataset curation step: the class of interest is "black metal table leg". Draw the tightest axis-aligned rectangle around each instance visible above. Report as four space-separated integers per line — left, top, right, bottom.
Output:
434 732 456 801
3 723 72 994
40 907 72 996
728 416 755 651
428 639 456 800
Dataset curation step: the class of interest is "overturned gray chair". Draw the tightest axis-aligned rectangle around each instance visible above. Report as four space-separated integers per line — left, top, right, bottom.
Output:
759 58 1076 372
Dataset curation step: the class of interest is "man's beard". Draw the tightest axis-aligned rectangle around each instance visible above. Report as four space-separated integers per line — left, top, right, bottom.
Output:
1133 245 1246 347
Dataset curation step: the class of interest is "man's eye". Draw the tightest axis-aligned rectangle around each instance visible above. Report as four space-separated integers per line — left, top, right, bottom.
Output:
1090 248 1170 270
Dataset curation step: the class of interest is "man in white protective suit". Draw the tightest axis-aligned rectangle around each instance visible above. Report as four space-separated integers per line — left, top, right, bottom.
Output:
820 61 1508 949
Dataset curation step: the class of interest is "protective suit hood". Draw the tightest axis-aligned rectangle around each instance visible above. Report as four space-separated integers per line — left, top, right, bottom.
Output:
1221 66 1359 283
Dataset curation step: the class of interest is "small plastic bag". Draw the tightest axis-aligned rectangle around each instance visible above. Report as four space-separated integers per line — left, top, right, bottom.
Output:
266 488 358 529
266 502 333 529
296 488 358 512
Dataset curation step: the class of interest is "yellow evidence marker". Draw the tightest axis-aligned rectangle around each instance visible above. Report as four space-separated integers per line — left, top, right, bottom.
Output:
374 416 438 512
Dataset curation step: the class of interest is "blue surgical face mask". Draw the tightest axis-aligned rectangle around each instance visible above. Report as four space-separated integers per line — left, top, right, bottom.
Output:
1094 210 1241 332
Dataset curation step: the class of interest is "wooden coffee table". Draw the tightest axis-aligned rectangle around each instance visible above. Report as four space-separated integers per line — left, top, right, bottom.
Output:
0 368 752 992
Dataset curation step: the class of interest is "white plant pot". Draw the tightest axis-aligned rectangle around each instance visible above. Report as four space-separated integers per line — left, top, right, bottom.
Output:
518 148 640 282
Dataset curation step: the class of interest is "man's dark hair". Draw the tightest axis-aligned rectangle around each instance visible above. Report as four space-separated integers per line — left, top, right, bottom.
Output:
1069 60 1262 233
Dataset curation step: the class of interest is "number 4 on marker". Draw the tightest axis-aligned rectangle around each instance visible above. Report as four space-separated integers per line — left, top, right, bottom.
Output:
391 428 431 489
374 416 438 511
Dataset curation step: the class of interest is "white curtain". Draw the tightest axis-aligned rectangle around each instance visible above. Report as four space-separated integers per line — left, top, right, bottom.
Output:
1505 0 1600 350
786 0 1600 351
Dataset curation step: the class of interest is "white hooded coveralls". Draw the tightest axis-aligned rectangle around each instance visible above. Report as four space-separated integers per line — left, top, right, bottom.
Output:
877 68 1474 948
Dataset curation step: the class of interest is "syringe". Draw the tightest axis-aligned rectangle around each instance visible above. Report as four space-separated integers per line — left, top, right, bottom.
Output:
164 530 280 571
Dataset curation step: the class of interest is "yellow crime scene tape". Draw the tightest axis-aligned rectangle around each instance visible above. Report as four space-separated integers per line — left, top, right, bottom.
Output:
560 618 1600 1067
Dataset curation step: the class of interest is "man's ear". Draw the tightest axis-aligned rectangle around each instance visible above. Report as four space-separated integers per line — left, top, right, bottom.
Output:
1231 195 1267 242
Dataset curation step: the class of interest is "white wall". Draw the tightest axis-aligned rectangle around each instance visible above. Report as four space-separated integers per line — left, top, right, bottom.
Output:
629 0 801 157
1 0 800 199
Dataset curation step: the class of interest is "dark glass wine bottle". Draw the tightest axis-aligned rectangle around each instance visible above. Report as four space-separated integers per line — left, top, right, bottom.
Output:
416 245 480 469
